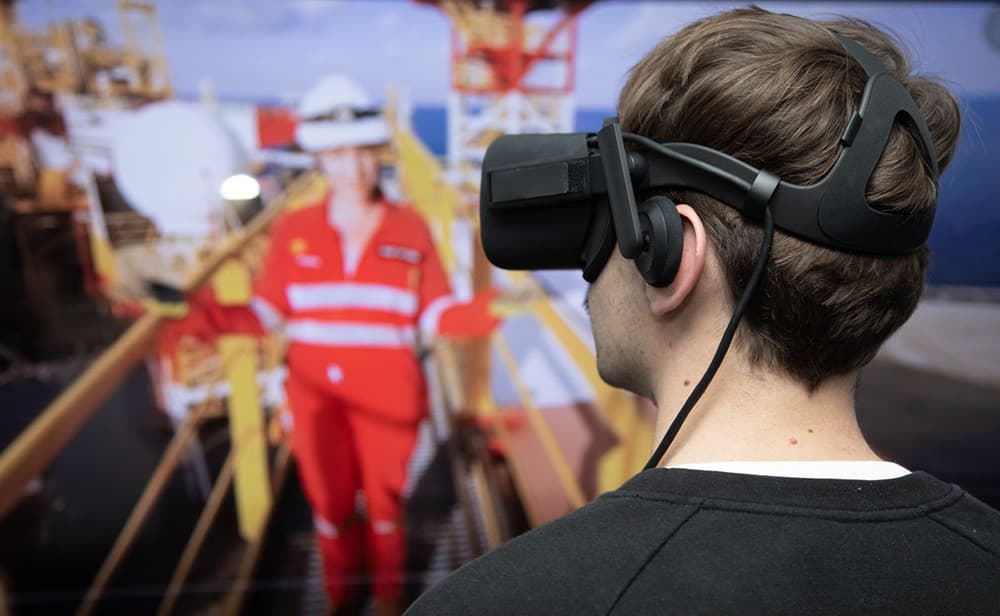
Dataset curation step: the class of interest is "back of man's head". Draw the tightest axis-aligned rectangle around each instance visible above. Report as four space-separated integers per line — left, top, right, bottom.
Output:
617 6 961 390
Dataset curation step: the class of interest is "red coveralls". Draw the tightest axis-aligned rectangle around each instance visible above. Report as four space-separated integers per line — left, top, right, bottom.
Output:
250 200 496 602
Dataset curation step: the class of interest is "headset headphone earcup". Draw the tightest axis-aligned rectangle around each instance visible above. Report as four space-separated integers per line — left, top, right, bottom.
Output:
635 195 684 287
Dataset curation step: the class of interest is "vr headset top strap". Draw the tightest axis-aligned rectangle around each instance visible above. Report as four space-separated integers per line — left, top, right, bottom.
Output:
802 32 940 254
597 31 940 256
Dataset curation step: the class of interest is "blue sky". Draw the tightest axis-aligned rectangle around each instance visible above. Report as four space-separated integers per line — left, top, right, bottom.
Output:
15 1 1000 107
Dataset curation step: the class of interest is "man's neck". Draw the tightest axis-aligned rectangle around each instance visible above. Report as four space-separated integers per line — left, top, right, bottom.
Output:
649 354 881 468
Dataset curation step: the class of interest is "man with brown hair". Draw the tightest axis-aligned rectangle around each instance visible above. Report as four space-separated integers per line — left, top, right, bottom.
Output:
408 6 1000 615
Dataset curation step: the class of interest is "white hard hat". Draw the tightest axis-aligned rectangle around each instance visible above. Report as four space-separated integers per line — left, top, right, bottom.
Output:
295 74 390 152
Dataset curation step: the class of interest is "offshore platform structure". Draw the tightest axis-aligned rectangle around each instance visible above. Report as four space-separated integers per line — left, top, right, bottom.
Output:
0 0 171 106
418 0 592 191
0 0 173 293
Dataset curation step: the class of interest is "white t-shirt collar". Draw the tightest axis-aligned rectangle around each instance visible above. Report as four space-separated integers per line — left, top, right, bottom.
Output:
668 460 910 480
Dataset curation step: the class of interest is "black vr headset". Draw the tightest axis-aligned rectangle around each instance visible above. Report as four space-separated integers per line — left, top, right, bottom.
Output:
480 34 939 288
477 32 941 469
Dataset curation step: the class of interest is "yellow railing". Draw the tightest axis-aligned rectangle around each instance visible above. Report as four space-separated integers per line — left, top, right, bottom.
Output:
428 341 507 551
0 172 307 518
78 405 211 616
0 172 317 614
491 332 587 509
392 121 463 272
157 448 236 616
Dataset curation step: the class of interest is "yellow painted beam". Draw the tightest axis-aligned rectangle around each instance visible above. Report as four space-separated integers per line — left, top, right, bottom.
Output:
212 259 252 306
218 335 271 541
90 233 118 292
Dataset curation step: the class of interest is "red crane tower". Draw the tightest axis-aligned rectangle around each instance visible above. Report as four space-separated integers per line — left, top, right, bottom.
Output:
415 0 593 190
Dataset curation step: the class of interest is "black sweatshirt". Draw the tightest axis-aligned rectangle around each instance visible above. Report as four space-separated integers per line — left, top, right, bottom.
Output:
407 469 1000 615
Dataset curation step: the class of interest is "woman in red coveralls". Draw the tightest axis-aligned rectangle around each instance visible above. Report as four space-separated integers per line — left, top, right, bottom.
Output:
252 75 496 614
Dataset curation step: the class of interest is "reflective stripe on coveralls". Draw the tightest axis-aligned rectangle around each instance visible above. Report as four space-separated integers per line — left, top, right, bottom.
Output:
287 282 419 315
418 295 456 339
250 296 285 331
286 320 417 348
314 513 340 538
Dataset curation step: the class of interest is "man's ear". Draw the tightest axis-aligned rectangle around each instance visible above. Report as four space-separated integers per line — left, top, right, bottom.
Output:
645 204 707 316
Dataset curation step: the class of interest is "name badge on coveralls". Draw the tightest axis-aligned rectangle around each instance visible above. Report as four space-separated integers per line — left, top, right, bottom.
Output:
377 244 422 264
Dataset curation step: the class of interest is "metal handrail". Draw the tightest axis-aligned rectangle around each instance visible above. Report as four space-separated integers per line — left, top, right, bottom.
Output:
0 172 314 520
491 332 587 509
0 314 163 518
77 407 209 616
431 341 505 552
156 451 236 616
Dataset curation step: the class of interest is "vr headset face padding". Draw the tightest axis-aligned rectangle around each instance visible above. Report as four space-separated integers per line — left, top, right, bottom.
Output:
637 195 685 287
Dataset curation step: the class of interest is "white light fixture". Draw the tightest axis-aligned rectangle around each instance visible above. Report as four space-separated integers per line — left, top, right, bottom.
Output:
220 173 260 201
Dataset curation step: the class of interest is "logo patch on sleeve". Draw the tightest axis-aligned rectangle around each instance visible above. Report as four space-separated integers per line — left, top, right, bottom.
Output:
377 244 423 264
